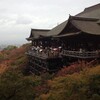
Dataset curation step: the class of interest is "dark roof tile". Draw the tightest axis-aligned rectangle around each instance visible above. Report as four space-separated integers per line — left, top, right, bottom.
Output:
71 16 100 35
76 3 100 19
29 29 50 39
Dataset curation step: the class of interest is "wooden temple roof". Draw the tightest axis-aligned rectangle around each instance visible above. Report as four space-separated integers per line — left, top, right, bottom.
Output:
45 20 68 36
27 3 100 40
27 29 50 40
68 16 100 35
41 16 100 38
46 3 100 37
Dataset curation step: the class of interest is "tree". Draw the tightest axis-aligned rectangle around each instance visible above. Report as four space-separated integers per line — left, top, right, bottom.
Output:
0 69 41 100
3 45 17 51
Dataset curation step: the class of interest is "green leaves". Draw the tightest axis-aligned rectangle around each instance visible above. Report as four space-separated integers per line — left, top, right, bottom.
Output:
37 66 100 100
3 45 17 51
0 69 41 100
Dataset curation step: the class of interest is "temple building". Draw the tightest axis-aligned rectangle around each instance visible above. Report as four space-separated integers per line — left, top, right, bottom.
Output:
26 3 100 74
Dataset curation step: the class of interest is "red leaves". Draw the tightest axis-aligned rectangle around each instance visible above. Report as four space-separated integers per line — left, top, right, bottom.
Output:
57 60 97 76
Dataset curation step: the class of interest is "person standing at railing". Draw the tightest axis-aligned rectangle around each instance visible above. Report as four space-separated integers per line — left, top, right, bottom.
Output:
53 47 59 57
95 50 100 57
58 46 62 52
31 46 37 54
79 48 82 53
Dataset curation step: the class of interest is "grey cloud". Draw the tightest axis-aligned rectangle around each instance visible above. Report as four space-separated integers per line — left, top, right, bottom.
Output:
0 0 100 45
0 14 16 27
16 15 33 25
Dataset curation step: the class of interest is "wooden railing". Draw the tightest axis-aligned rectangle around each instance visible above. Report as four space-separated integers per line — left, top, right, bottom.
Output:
61 50 100 58
26 50 59 59
26 48 100 59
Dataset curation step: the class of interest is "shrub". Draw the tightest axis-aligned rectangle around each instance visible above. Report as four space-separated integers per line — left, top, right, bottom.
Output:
0 69 41 100
3 45 17 51
37 66 100 100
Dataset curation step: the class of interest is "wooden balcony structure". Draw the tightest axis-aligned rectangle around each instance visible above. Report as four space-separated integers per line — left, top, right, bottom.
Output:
26 49 62 74
26 49 100 59
26 49 60 60
61 50 100 59
26 48 100 74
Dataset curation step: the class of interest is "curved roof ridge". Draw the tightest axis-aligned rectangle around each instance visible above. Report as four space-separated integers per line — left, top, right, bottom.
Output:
69 16 99 21
70 16 100 35
84 3 100 12
69 16 82 32
76 3 100 19
46 20 68 36
31 28 51 31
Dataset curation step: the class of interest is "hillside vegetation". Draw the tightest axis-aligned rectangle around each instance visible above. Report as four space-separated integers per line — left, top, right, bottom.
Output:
0 44 30 74
0 44 100 100
37 65 100 100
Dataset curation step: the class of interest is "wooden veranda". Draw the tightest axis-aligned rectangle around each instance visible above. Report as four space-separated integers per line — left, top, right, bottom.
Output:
61 50 100 59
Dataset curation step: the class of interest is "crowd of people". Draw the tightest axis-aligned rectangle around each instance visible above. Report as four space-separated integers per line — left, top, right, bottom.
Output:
29 44 100 58
30 45 62 57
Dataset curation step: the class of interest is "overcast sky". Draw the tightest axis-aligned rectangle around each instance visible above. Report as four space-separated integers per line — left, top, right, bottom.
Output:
0 0 100 45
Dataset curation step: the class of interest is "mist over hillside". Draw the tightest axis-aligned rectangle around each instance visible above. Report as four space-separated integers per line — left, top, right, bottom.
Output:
0 39 30 51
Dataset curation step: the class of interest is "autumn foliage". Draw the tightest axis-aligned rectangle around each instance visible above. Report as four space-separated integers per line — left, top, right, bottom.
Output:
57 59 99 76
0 43 100 100
37 65 100 100
0 44 30 74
